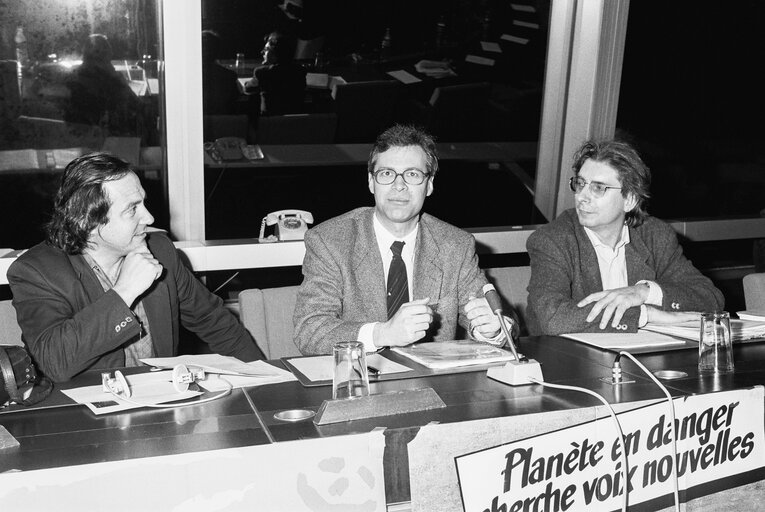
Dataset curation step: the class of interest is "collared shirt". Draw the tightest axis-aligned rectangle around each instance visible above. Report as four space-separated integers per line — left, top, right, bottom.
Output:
583 224 663 325
357 214 419 351
82 253 155 366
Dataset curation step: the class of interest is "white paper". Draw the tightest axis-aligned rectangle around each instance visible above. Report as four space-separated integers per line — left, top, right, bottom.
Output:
480 41 502 53
465 54 495 66
501 34 530 45
61 371 202 415
286 354 412 382
141 354 276 376
560 331 688 350
197 361 297 391
306 72 329 88
511 3 537 13
386 69 422 84
643 318 765 342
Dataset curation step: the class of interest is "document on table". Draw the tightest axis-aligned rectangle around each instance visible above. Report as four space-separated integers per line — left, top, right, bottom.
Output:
141 354 278 376
561 331 689 350
62 370 202 415
387 69 422 84
642 318 765 343
284 353 412 384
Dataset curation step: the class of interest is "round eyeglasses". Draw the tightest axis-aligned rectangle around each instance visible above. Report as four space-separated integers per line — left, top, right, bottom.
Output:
569 176 622 198
372 169 430 185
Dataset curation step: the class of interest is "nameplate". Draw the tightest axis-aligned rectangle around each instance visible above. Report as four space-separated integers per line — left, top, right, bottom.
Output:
313 387 446 426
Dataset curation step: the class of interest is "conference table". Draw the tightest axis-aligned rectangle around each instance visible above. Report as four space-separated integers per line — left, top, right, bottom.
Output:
1 336 764 511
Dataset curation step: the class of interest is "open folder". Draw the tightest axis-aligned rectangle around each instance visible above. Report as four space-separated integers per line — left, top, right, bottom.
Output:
642 318 765 343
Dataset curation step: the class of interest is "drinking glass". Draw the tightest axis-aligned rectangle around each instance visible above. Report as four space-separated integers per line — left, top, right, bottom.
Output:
235 53 245 76
699 312 734 374
332 341 370 399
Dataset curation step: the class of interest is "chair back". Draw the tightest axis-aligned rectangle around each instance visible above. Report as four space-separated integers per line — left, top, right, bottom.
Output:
484 266 532 335
332 80 403 143
743 273 765 311
427 82 491 141
238 286 301 359
0 60 20 122
256 113 337 144
0 300 23 347
294 36 325 62
203 114 250 143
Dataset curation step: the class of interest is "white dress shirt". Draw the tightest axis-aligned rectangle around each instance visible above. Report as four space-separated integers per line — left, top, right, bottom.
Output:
583 224 663 326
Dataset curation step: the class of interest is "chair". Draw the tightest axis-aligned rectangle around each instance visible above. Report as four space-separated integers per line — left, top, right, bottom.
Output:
238 286 301 359
420 82 492 142
294 36 325 63
255 113 337 144
332 80 403 143
0 300 23 347
202 114 251 143
0 60 21 122
484 266 532 336
743 273 765 311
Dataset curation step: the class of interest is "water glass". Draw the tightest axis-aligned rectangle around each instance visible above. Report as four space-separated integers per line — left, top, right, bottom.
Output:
235 52 245 76
699 312 734 374
332 341 370 400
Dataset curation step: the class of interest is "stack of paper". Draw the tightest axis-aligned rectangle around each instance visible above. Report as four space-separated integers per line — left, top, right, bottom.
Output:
642 319 765 342
392 340 515 369
736 310 765 321
561 331 688 350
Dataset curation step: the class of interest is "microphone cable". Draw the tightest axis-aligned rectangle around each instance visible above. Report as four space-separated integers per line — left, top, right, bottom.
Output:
527 377 629 512
617 351 680 512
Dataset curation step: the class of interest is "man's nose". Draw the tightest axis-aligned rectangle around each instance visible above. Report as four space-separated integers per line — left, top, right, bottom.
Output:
141 206 155 226
392 174 407 190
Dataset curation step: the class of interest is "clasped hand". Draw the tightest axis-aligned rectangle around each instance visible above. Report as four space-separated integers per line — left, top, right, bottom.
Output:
577 284 649 329
464 296 502 339
374 297 434 347
113 244 164 307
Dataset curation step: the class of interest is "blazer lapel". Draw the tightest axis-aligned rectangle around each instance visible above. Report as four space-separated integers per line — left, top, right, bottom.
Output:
625 227 655 283
68 253 106 301
572 220 604 292
413 216 443 300
352 209 387 319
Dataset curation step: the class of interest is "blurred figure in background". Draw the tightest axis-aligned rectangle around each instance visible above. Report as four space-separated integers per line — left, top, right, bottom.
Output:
64 34 142 136
245 31 306 116
201 29 241 115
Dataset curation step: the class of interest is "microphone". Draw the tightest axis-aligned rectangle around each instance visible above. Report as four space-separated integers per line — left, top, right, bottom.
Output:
482 283 523 361
482 283 544 386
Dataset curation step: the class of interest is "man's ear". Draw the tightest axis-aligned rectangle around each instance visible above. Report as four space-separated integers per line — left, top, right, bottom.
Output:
426 176 434 197
368 173 375 195
624 192 637 213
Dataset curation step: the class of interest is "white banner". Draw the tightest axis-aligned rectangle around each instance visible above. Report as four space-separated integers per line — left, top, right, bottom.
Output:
456 387 765 512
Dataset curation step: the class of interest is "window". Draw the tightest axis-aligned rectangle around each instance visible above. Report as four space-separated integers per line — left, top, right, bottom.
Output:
0 0 166 250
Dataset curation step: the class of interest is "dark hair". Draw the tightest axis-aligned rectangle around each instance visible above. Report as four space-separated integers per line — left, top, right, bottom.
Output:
46 153 134 254
367 125 439 177
201 29 223 62
82 34 112 66
263 31 296 64
572 139 651 227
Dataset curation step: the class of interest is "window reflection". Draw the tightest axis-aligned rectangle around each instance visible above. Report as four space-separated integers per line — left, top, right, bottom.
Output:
201 0 549 240
0 0 165 250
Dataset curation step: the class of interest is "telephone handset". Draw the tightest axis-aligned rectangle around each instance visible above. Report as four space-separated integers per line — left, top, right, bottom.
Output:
213 137 245 161
258 209 314 241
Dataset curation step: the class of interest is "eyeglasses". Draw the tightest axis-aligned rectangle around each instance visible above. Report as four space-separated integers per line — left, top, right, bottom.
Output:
569 176 622 198
372 169 430 185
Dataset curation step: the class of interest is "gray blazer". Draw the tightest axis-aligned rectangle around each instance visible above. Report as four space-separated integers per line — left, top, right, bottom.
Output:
294 207 489 354
526 209 725 336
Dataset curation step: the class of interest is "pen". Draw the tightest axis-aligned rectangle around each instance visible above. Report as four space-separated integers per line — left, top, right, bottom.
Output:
367 365 381 376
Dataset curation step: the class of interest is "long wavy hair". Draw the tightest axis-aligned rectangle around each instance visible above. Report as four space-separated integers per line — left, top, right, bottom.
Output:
367 124 439 177
572 139 651 227
46 153 133 254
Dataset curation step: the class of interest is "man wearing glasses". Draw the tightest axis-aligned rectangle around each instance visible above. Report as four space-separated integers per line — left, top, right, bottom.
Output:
294 125 515 355
526 139 724 336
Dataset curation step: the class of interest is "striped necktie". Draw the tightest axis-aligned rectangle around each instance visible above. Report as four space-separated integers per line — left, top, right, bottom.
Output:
387 241 409 318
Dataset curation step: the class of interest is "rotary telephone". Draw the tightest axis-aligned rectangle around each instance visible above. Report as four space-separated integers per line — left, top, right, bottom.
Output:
258 209 314 241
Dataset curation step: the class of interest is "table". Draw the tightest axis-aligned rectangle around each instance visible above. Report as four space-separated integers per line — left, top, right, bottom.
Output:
1 336 764 511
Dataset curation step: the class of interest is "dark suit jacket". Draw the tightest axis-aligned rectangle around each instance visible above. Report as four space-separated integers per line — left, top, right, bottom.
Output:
526 209 725 335
293 208 490 354
247 62 306 115
8 232 261 382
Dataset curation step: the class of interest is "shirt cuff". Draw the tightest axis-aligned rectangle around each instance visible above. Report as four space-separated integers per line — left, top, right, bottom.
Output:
358 322 378 353
637 279 663 306
638 305 648 327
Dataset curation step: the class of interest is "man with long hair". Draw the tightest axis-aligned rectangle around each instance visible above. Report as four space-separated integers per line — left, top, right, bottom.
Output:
8 153 262 382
